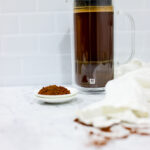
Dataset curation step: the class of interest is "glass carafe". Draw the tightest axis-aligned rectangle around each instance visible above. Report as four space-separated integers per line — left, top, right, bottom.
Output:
71 0 135 92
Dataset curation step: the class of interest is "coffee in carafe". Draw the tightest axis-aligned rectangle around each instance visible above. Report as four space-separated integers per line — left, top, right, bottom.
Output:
73 0 135 92
74 0 114 90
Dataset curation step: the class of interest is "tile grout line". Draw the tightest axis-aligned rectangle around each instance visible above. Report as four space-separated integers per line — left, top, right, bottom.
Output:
17 15 22 35
35 0 39 12
37 34 41 54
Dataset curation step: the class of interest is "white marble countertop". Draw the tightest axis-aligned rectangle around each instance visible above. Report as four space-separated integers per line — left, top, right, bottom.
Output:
0 86 150 150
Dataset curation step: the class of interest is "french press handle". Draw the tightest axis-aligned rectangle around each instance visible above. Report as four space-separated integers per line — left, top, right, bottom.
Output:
115 11 135 65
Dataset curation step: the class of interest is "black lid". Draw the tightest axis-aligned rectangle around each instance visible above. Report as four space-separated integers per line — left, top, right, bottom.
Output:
75 0 112 7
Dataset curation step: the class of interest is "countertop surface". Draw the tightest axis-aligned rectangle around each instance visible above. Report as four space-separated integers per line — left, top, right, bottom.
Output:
0 86 150 150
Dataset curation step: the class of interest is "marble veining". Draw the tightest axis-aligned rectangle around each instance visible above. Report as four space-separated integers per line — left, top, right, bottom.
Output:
0 86 150 150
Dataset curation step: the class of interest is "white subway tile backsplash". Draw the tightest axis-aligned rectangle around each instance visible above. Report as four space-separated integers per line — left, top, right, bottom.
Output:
55 13 71 33
0 15 19 35
114 31 144 52
21 54 72 76
0 39 2 54
130 11 150 31
114 14 131 31
114 31 145 63
1 36 39 56
145 0 150 9
0 0 149 86
144 32 150 49
0 0 36 13
139 32 150 60
115 10 150 31
1 74 71 86
1 76 26 86
19 14 54 34
114 32 131 54
37 0 72 12
114 0 146 10
39 34 71 54
0 57 21 77
135 48 150 62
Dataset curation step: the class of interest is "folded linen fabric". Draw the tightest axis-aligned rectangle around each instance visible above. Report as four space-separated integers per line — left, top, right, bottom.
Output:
77 59 150 128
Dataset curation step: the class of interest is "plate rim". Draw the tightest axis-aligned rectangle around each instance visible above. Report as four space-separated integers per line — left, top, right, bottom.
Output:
34 94 76 103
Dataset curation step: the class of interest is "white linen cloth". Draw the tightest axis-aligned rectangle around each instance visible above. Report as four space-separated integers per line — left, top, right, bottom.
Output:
77 59 150 128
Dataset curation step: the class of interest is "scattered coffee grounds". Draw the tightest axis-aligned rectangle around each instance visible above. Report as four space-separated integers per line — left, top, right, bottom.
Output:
124 126 150 136
74 118 92 127
120 135 129 139
101 127 112 132
92 139 108 146
124 127 137 134
74 118 150 148
38 85 70 95
89 131 94 136
87 130 112 147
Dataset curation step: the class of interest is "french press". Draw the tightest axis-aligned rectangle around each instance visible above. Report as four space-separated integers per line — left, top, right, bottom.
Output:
72 0 135 92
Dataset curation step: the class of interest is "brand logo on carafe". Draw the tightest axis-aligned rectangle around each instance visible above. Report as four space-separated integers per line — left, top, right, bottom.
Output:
89 78 95 85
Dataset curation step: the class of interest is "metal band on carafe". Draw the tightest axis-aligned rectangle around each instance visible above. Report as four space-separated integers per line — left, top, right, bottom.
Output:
74 0 112 7
74 0 113 13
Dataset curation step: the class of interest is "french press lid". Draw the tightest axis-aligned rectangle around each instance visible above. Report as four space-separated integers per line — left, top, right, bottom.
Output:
75 0 112 7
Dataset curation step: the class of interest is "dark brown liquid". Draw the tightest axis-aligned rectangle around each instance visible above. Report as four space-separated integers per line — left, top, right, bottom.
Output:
74 9 114 88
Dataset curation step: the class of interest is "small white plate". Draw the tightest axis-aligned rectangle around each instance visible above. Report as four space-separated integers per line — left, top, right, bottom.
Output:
34 87 78 103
